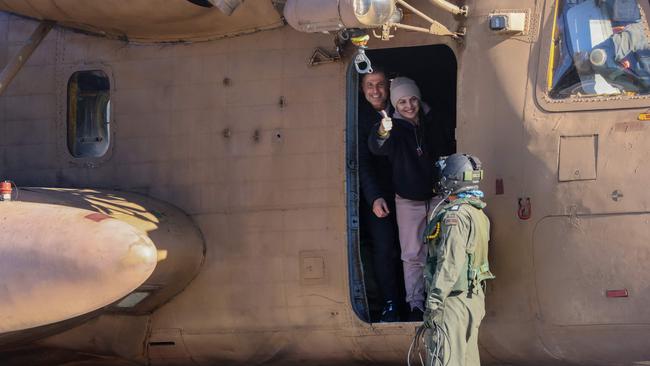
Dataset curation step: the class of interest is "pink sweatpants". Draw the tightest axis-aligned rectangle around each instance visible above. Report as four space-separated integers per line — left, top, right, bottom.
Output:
395 194 443 310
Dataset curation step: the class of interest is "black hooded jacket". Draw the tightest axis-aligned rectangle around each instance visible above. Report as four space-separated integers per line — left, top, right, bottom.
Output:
358 100 395 206
368 109 454 201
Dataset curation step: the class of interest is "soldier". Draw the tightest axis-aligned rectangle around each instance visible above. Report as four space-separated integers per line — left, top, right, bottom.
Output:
422 153 495 366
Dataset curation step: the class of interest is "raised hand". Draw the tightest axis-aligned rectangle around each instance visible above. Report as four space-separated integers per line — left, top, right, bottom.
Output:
379 110 392 135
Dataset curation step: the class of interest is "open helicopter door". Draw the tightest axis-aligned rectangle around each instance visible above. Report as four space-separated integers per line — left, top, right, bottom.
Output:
346 44 457 323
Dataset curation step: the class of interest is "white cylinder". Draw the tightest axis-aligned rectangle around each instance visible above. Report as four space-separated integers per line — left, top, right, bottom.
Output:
284 0 397 33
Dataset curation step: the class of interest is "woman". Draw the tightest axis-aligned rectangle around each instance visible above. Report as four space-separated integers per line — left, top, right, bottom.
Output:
368 77 454 320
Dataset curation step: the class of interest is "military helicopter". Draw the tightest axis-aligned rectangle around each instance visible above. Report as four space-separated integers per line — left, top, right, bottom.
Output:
0 0 649 365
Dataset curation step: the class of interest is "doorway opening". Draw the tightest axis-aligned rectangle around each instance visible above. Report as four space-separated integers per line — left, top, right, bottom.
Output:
346 44 457 323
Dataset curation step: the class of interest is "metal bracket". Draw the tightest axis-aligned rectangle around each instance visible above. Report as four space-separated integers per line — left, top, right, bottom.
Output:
518 198 532 220
350 33 373 74
429 0 469 17
308 47 341 67
374 0 465 39
373 23 396 41
0 21 54 96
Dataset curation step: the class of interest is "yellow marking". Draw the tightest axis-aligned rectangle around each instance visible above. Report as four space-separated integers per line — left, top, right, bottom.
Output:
547 0 561 91
157 249 168 262
426 222 441 240
639 113 650 121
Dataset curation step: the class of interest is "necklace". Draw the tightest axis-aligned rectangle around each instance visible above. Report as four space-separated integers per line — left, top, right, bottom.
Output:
413 127 423 157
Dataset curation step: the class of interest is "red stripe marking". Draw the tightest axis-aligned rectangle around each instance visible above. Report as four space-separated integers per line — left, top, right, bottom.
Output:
606 289 628 298
85 213 111 222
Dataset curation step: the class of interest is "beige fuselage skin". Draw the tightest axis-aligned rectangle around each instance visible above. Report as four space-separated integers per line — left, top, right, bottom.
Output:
1 0 650 365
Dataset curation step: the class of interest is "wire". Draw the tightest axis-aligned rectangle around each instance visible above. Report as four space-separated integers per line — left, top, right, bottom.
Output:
408 322 452 366
9 180 19 201
407 325 427 366
431 325 442 366
437 323 452 366
428 192 451 222
421 193 451 245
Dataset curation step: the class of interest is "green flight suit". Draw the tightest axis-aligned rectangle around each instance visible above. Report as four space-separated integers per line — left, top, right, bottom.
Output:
423 196 494 366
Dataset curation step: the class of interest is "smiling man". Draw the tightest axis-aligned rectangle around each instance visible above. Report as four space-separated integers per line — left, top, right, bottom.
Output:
357 67 403 322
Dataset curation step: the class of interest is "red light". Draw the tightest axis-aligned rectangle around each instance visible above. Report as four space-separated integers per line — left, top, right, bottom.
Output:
0 181 11 195
0 181 11 201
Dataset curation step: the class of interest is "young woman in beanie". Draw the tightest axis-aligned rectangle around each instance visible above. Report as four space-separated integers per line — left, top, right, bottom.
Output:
368 77 454 320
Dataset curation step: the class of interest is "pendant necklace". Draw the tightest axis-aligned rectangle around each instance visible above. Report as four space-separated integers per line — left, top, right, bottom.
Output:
414 127 423 157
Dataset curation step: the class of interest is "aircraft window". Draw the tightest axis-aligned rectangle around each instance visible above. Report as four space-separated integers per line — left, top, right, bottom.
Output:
67 70 110 158
547 0 650 99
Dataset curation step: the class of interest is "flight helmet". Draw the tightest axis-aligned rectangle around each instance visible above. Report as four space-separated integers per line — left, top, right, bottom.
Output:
435 153 484 194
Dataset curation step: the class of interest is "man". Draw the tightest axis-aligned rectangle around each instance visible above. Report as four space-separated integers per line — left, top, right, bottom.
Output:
358 67 403 322
423 153 495 366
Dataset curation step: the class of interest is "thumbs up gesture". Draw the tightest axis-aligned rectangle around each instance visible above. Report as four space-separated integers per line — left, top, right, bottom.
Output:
379 110 392 136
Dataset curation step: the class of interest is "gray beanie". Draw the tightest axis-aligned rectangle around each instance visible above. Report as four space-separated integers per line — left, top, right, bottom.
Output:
390 77 421 108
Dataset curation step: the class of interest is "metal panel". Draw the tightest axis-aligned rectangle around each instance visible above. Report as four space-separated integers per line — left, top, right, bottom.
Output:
0 0 283 42
559 135 598 181
534 213 650 326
